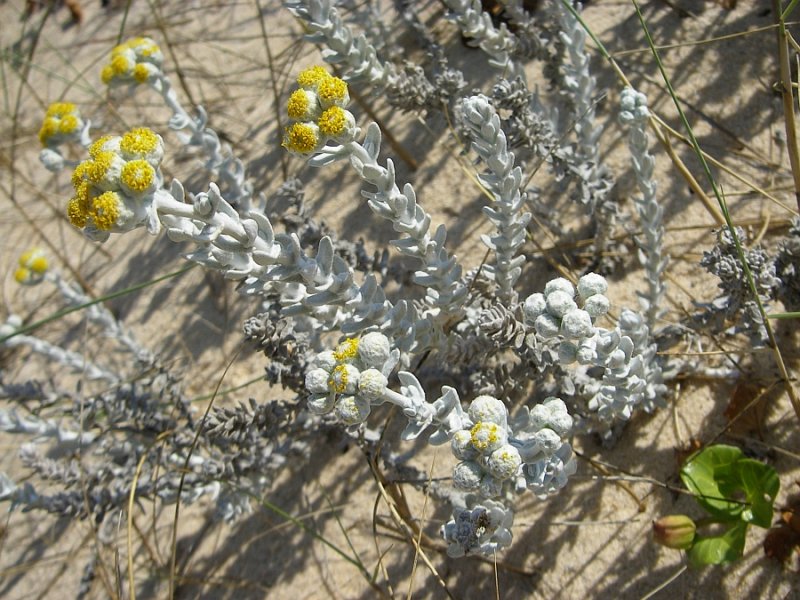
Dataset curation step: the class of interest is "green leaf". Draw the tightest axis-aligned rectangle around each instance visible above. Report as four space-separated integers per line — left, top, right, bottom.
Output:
681 445 745 520
733 458 780 528
688 521 748 568
681 445 780 528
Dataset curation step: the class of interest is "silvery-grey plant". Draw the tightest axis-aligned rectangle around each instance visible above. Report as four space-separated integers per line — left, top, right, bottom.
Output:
2 12 683 561
619 87 667 330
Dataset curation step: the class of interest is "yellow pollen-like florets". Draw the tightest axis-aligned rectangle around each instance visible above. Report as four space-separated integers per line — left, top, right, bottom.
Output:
318 106 347 137
101 65 115 85
86 152 114 183
89 136 113 159
121 159 155 193
470 422 499 452
317 76 348 105
133 64 149 83
38 118 58 145
58 114 79 135
111 54 133 76
283 122 319 154
333 338 359 362
14 268 31 284
46 102 76 118
67 196 88 228
287 89 311 120
297 65 330 89
18 249 48 274
120 127 159 156
328 364 349 394
91 191 121 230
29 257 48 274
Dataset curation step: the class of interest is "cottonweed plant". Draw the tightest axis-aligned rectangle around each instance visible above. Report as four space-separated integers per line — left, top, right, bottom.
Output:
2 42 671 561
4 0 797 580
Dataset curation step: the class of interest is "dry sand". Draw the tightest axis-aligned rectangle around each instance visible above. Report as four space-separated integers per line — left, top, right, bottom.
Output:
1 0 799 598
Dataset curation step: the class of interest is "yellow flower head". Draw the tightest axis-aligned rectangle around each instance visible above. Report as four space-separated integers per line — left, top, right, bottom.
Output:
287 88 321 121
67 195 89 228
38 103 82 146
317 76 349 108
297 65 330 89
58 114 79 135
120 159 156 194
110 54 134 77
318 106 348 137
15 248 48 285
91 191 121 230
46 102 76 118
327 364 349 394
38 118 58 146
333 338 359 362
89 135 115 159
84 151 116 184
470 422 501 452
120 127 161 162
282 122 321 155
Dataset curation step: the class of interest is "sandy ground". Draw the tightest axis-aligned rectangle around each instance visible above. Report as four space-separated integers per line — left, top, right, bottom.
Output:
1 0 800 598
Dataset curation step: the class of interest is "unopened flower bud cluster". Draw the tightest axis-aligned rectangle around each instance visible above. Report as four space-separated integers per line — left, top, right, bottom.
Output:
523 273 609 364
283 66 357 155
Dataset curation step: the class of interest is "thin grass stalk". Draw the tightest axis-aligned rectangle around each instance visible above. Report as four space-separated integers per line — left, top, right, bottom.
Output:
773 0 800 212
630 0 800 421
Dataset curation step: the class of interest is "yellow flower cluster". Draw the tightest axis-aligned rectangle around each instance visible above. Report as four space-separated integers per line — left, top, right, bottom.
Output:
14 248 48 285
38 102 84 147
282 66 356 155
100 37 163 87
67 127 164 234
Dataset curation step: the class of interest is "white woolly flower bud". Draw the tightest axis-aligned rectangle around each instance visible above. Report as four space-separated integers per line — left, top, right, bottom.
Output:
522 293 546 325
357 368 387 402
335 395 371 425
560 308 594 339
305 368 330 394
577 273 608 300
468 396 507 426
39 148 65 172
544 278 575 298
453 461 483 491
357 332 391 370
451 430 479 461
583 294 610 318
535 314 560 338
529 398 573 436
530 429 562 455
307 393 335 414
546 291 577 318
312 351 337 371
487 445 522 480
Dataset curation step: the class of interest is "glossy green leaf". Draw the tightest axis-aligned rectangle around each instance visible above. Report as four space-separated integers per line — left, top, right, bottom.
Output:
733 458 780 528
681 445 745 520
688 521 748 568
